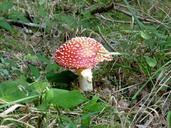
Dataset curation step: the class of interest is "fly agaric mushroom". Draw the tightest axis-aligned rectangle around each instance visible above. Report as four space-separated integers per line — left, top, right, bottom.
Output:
54 37 113 91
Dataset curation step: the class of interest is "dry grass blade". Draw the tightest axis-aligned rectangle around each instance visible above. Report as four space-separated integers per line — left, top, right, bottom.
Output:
0 125 10 128
1 118 35 128
0 104 24 118
131 63 171 126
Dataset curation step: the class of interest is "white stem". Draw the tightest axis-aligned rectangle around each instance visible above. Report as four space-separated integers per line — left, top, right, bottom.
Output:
78 68 93 91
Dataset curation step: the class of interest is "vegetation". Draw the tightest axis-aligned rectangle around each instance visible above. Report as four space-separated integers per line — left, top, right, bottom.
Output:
0 0 171 127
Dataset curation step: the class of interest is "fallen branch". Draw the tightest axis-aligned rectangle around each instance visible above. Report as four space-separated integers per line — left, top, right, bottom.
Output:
113 3 169 27
90 1 114 15
96 14 156 24
90 1 170 28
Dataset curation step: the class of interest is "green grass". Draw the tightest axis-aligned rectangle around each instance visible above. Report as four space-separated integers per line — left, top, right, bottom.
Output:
0 0 171 127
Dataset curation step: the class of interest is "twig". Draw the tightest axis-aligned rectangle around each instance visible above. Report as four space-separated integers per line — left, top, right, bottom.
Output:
90 1 170 28
114 3 167 26
97 26 116 52
96 14 156 24
6 19 46 29
90 1 114 15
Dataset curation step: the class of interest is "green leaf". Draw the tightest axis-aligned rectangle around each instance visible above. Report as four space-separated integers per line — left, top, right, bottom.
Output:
60 115 77 128
24 54 39 62
140 31 150 40
81 96 107 127
37 54 49 64
0 94 40 109
167 111 171 128
8 11 29 22
28 64 40 79
144 56 157 68
83 96 106 113
30 81 49 95
0 18 12 31
0 78 29 102
46 63 60 72
159 39 171 50
0 0 13 12
0 78 49 108
81 114 91 127
82 11 91 18
43 89 87 109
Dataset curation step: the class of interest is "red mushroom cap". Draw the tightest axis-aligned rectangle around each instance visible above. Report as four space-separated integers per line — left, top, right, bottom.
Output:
54 37 112 69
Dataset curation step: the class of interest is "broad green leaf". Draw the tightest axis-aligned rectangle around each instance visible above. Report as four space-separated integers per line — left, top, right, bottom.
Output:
144 56 157 68
167 111 171 128
83 96 106 113
0 0 13 12
0 78 29 102
81 96 107 127
30 81 49 95
46 63 60 72
81 114 91 127
81 96 106 128
44 89 87 109
0 78 47 103
0 78 49 109
28 64 40 79
0 94 40 109
0 18 12 31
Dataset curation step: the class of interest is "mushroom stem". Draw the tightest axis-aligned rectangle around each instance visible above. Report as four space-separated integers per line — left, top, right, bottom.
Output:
78 68 93 91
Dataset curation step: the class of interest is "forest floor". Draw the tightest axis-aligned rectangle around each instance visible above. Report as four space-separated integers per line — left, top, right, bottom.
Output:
0 0 171 128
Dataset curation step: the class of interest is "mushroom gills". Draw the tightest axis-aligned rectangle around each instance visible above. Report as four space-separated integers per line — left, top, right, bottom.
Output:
78 68 93 91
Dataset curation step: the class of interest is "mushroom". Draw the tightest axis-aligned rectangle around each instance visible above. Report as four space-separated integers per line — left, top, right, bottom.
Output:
53 37 114 91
